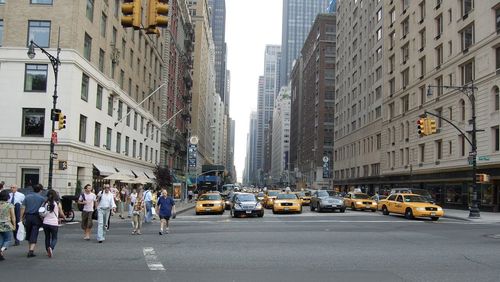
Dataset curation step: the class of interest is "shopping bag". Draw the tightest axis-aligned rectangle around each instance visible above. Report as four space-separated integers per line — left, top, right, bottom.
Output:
16 221 26 241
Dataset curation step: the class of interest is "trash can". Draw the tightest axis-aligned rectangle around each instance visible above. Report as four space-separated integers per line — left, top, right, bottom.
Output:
61 195 75 213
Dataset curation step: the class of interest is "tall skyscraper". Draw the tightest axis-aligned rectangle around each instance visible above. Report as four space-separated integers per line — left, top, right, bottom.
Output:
208 0 228 109
280 0 330 88
256 45 281 185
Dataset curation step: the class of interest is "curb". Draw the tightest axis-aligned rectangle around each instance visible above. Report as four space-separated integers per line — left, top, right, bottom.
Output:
176 204 195 215
443 215 471 221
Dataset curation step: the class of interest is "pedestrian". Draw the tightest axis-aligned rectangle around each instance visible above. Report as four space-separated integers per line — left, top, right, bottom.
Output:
8 184 25 246
20 184 46 257
128 188 137 218
188 190 193 202
156 189 176 235
42 190 64 258
96 184 116 243
0 190 16 261
118 185 128 219
131 189 145 235
78 184 96 240
143 187 153 223
0 181 5 191
108 184 120 228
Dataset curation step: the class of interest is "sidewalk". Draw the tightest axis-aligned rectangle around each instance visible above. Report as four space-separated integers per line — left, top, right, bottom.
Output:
444 209 500 223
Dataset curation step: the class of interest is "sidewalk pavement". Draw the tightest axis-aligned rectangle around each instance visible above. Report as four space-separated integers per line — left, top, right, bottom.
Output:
444 208 500 223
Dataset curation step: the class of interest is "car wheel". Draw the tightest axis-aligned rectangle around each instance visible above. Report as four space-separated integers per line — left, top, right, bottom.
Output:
317 203 322 213
382 206 389 215
298 208 302 214
340 208 346 213
258 211 264 217
405 208 414 220
272 208 277 214
371 209 377 212
431 217 439 221
351 203 356 211
310 203 315 211
195 211 200 215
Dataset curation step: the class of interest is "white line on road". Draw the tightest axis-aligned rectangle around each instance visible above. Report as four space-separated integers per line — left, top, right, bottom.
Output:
143 247 166 271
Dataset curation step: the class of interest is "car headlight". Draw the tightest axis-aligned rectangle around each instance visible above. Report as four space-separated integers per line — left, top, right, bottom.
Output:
234 204 242 210
437 207 443 211
356 201 362 205
416 207 426 211
256 203 262 209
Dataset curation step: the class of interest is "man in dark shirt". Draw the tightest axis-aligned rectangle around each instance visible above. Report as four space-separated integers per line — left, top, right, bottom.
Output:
21 184 46 257
156 189 176 235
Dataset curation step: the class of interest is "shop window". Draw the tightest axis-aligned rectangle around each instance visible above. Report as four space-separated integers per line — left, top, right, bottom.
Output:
22 108 45 137
22 168 40 188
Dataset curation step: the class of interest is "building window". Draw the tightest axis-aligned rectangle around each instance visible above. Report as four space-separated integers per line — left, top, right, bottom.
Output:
389 78 395 96
24 64 48 92
31 0 53 4
460 24 474 51
84 33 92 61
99 49 105 72
419 56 426 77
401 18 409 37
86 0 94 22
459 135 465 156
461 59 474 85
116 132 121 153
388 102 395 119
419 1 425 22
389 32 395 49
0 20 3 46
420 85 426 105
419 144 425 163
402 95 409 113
114 0 120 18
22 108 45 137
117 100 123 121
79 115 87 143
132 139 137 158
496 47 500 72
139 143 143 159
376 28 382 41
27 20 51 47
106 128 112 150
125 136 129 156
107 95 113 116
419 29 426 50
126 107 131 126
100 12 107 38
435 14 443 37
96 84 103 109
377 8 382 22
94 122 101 147
436 44 443 67
494 86 500 111
145 145 149 161
140 117 144 134
389 55 395 73
401 43 409 63
460 99 466 121
494 126 500 152
402 68 409 88
81 73 89 101
496 7 500 33
119 70 124 88
389 9 396 25
134 112 138 130
435 76 443 96
461 0 473 17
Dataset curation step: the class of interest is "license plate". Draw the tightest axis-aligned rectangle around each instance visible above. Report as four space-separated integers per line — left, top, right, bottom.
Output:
284 208 289 211
205 208 211 212
245 210 252 214
366 206 371 209
431 212 436 216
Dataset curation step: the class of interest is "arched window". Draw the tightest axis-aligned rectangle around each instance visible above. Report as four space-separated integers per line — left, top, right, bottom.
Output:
459 99 466 121
493 86 499 112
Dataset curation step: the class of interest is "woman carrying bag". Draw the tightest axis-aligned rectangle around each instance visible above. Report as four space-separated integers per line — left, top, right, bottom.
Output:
42 190 65 258
0 190 16 261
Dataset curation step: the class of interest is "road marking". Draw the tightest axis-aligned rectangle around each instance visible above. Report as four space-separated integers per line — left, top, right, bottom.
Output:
143 247 165 271
173 220 425 224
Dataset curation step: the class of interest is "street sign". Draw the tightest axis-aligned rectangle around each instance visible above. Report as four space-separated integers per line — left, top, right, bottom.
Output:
51 131 58 144
322 156 329 163
190 136 199 145
478 156 490 161
51 152 58 159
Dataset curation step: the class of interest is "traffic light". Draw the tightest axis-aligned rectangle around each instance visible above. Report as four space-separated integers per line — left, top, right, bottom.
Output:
428 118 437 134
147 0 169 32
121 0 142 29
51 109 61 121
58 112 66 130
417 118 426 137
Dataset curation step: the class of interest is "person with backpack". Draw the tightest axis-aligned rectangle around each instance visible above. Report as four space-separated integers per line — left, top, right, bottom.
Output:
0 190 16 261
77 184 96 240
41 190 64 258
96 184 116 243
20 184 46 258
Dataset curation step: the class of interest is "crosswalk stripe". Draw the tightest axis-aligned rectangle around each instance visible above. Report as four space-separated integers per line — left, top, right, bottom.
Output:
143 247 166 271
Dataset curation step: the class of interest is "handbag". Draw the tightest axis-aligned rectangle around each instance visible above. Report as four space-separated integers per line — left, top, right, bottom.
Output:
91 209 98 220
38 205 49 218
78 194 85 211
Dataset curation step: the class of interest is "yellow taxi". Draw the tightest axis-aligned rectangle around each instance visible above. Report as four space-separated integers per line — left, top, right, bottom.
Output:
263 190 280 209
378 193 444 221
272 193 302 214
195 192 225 215
295 191 312 206
344 192 377 212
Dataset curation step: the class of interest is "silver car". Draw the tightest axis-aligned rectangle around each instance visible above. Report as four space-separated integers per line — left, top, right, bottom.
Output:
230 193 264 218
310 190 346 212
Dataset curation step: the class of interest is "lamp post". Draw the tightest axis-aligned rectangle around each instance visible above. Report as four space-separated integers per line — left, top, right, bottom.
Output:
427 82 479 218
27 38 61 190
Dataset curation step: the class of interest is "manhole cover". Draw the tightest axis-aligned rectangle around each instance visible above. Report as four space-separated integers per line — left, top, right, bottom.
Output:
485 234 500 239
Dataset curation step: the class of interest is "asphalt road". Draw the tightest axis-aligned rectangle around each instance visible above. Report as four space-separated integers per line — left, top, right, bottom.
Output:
2 208 500 282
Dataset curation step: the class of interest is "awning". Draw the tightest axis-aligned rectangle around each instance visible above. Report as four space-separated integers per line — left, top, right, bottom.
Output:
93 164 117 177
115 168 136 178
143 169 156 179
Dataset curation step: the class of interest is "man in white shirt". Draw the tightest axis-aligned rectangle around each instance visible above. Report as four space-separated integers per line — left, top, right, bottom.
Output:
143 187 153 223
96 184 116 243
9 184 25 245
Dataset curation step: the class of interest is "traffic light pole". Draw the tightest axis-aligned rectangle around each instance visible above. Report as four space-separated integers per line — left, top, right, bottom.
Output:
427 82 479 218
27 33 61 190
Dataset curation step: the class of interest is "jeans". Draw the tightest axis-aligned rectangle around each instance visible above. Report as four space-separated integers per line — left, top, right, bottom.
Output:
144 201 153 223
0 231 12 249
42 224 58 251
96 208 111 241
128 203 134 217
25 214 42 244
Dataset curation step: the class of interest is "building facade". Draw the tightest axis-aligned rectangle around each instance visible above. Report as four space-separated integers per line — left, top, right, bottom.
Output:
271 87 291 185
290 13 336 190
207 0 227 107
334 0 383 191
0 0 165 194
279 0 330 88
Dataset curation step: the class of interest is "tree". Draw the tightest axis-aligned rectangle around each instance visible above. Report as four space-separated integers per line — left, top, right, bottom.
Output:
154 165 172 189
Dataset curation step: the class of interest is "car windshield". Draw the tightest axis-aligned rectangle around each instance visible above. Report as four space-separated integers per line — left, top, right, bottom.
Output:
236 194 256 202
317 191 336 197
277 193 298 199
352 193 370 199
267 191 278 196
257 192 265 197
411 189 433 198
403 195 428 203
198 194 221 201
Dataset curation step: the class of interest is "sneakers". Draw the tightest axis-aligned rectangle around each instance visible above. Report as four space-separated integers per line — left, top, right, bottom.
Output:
47 247 53 258
165 228 170 234
159 231 163 235
27 251 36 258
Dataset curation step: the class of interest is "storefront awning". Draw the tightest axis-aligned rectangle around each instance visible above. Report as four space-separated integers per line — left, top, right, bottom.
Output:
115 168 136 178
143 169 156 179
93 164 117 177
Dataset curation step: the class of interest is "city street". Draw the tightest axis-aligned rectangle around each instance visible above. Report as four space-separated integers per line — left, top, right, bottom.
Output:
2 208 500 282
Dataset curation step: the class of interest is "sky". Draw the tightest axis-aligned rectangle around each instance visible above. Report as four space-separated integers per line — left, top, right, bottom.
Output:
226 0 282 183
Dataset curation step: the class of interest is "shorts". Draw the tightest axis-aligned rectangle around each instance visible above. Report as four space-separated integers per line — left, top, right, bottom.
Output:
81 211 94 230
24 214 42 244
159 215 171 220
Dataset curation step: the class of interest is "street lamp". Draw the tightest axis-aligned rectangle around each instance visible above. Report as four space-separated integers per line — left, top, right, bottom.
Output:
27 38 61 190
427 81 479 218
